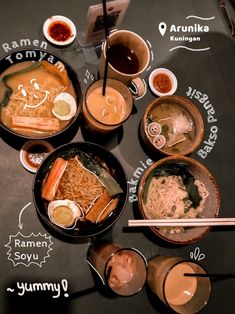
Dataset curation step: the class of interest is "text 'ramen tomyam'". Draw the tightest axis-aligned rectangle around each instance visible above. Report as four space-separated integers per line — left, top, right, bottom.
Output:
0 60 79 137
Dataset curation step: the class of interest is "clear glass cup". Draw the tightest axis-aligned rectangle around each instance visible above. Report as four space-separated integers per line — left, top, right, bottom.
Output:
147 255 211 314
99 29 150 98
87 241 147 296
83 79 133 133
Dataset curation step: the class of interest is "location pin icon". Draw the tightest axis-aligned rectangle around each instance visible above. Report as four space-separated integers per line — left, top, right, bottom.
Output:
159 22 167 36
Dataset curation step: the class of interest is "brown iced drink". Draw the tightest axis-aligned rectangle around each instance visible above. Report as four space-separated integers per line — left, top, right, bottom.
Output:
83 79 133 133
147 256 211 314
86 86 126 125
164 262 197 306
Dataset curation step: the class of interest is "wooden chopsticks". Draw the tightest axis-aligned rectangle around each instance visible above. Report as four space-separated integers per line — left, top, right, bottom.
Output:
128 218 235 227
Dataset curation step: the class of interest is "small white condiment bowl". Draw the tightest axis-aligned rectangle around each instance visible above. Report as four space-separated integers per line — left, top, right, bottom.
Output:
148 68 178 97
20 140 54 173
43 15 76 46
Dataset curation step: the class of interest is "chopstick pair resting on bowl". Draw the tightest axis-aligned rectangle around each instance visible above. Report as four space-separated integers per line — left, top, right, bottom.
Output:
128 217 235 227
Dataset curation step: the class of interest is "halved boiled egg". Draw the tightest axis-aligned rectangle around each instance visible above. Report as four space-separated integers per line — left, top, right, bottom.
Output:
48 199 83 229
52 92 77 121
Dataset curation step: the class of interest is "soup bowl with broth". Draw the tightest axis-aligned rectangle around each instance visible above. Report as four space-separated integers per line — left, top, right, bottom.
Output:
137 155 220 244
33 141 128 241
140 95 204 156
0 49 82 139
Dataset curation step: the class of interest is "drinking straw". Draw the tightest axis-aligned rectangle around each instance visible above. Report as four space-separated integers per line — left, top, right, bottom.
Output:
102 0 110 96
69 286 97 299
184 273 235 279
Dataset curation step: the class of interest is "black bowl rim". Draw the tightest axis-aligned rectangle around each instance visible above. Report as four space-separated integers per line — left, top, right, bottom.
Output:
0 48 83 140
32 141 128 239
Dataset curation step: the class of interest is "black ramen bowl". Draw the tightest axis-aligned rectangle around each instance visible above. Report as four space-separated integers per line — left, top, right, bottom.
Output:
33 142 128 241
0 49 82 140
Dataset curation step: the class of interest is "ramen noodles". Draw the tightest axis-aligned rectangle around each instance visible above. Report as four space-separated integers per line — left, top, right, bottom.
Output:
0 60 77 137
141 164 209 233
41 150 123 229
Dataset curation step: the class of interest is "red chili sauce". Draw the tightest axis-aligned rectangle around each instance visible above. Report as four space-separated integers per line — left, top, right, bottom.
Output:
153 73 172 93
48 21 72 42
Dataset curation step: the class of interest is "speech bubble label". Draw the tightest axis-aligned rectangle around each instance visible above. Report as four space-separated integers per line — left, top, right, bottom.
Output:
5 232 53 267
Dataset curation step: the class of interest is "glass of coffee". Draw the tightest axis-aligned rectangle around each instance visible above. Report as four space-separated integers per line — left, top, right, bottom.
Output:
83 78 133 133
147 255 211 314
87 241 147 296
100 30 150 98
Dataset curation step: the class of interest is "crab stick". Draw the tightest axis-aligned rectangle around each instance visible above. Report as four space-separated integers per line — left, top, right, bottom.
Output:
42 157 68 201
12 116 60 132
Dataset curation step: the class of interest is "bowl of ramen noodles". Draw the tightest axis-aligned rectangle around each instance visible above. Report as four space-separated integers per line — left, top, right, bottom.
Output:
140 95 204 156
138 155 220 244
0 49 82 139
33 142 128 240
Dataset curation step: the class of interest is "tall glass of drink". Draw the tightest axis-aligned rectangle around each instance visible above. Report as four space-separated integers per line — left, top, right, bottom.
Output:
147 255 211 314
87 240 147 296
83 79 133 133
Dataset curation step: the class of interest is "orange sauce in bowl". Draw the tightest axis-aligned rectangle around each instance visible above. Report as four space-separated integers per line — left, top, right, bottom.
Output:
153 73 172 93
48 21 72 42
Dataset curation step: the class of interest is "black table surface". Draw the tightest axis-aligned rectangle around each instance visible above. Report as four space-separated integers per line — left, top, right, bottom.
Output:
1 0 235 313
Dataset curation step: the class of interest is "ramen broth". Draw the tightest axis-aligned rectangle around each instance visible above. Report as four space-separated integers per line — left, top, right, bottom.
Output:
0 61 76 137
147 102 195 154
41 151 123 230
